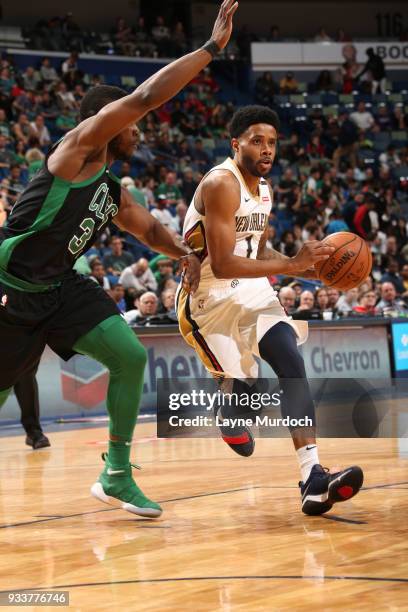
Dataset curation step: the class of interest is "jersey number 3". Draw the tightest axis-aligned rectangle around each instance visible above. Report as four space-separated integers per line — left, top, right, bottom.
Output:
68 183 118 256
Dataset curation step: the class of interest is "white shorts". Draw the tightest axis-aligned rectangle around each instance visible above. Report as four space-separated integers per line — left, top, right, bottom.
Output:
177 277 308 379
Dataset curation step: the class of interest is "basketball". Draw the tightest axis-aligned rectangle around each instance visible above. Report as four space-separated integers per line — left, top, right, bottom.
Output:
315 232 372 291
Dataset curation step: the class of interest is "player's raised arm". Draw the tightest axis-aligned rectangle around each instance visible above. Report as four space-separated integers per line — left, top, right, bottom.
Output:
76 1 237 151
203 172 333 278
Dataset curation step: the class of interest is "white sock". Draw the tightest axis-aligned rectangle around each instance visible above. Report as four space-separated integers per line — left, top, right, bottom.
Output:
297 444 319 482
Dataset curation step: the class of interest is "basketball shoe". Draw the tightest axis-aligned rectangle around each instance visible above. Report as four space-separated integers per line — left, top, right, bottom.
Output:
91 453 162 518
25 431 51 449
300 464 364 515
215 406 255 457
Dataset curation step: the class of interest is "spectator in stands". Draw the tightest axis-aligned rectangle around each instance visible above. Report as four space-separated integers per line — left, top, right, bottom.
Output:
150 194 178 231
278 286 296 315
121 176 147 208
255 72 279 106
61 13 83 52
60 50 80 79
401 264 408 294
380 257 405 294
279 71 299 94
315 70 334 92
0 67 15 96
55 81 77 111
119 258 158 293
39 57 59 89
29 114 51 147
0 109 11 138
151 16 170 57
159 288 176 315
141 177 156 207
174 202 188 234
384 235 405 267
303 167 321 208
124 291 159 325
315 287 330 313
333 112 359 170
327 287 340 311
379 144 401 172
110 283 126 314
314 27 332 42
103 236 134 283
357 48 386 94
350 102 375 133
375 105 392 132
38 91 59 120
293 290 319 319
336 287 359 315
306 133 325 160
155 258 176 292
155 170 183 206
376 282 407 315
26 148 45 179
0 134 15 169
134 16 156 57
180 167 198 204
22 66 41 92
391 105 407 130
353 193 377 239
267 25 282 42
90 260 111 291
191 138 212 173
171 22 188 57
13 90 36 118
352 290 379 316
55 107 77 133
112 17 136 56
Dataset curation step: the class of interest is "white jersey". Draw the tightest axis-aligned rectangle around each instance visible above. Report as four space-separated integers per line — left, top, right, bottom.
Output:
183 157 272 287
178 158 308 379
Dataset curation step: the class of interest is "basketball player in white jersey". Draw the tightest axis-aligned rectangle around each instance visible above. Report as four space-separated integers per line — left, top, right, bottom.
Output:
177 106 363 515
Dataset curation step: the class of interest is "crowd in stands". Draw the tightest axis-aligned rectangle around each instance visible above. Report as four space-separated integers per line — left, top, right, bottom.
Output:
0 47 407 325
24 13 190 58
21 14 408 60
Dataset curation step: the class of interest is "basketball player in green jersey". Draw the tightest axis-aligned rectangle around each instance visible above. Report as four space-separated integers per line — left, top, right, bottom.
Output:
0 0 238 518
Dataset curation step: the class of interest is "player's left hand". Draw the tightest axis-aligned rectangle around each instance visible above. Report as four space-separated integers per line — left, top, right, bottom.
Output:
211 0 239 50
180 253 201 294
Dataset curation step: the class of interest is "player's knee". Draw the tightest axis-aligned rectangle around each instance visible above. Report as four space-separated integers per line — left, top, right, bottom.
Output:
124 342 147 374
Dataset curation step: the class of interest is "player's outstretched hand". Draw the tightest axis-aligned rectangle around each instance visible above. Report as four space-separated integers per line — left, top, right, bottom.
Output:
291 240 335 272
180 253 201 295
211 0 239 50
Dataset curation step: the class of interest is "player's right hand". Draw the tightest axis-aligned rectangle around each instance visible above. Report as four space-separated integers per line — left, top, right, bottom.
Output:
211 0 239 50
291 240 335 272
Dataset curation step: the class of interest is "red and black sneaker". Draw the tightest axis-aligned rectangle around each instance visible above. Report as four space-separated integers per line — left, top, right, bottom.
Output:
300 464 364 515
215 408 255 457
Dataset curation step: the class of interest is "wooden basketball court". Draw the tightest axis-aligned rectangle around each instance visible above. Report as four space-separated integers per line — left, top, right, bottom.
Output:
1 425 407 610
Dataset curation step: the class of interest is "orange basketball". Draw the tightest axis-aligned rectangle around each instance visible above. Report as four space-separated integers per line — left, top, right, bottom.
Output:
314 232 372 291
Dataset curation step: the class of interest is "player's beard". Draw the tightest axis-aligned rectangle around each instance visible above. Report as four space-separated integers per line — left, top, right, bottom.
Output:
108 135 133 161
241 152 270 178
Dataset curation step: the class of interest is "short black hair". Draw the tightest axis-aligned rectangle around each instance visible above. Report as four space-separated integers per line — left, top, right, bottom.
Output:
79 85 127 121
229 105 280 138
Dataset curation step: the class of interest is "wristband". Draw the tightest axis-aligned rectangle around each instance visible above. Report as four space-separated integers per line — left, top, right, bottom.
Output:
202 39 221 59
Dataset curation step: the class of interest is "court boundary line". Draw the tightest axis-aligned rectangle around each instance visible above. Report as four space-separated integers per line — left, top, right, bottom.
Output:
1 481 407 530
1 574 407 593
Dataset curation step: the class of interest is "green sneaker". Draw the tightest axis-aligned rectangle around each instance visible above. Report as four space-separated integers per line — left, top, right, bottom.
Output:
91 453 162 518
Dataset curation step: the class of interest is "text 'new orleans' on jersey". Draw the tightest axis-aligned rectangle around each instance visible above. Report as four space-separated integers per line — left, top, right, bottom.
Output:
183 157 272 286
0 147 121 292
